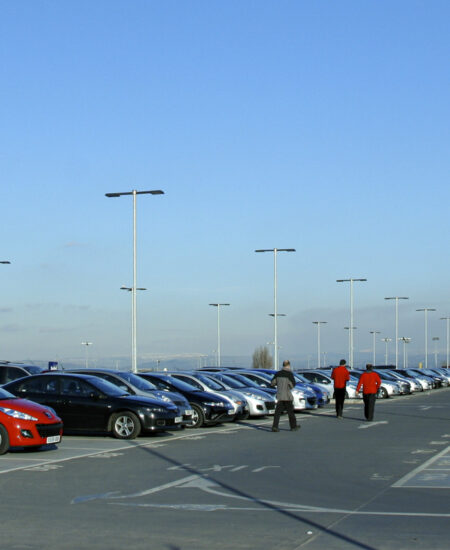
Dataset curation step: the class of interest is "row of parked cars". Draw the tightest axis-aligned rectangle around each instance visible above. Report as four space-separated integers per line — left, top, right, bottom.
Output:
0 361 448 455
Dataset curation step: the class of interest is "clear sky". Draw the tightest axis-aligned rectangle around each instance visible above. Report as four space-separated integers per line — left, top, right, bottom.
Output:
1 0 449 368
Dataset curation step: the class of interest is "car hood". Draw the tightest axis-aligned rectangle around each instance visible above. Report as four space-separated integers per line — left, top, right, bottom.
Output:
0 397 61 421
117 394 178 411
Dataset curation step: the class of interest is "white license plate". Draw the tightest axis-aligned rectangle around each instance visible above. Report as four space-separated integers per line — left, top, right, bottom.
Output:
174 416 182 423
227 410 235 415
46 435 61 444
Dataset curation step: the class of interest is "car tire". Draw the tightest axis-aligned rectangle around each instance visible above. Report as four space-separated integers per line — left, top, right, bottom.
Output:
0 424 10 455
110 411 141 439
188 404 204 428
378 387 388 399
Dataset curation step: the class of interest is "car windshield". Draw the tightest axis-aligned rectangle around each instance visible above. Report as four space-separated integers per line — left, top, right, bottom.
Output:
163 376 199 392
22 365 44 374
215 374 246 389
86 376 129 396
193 374 225 391
116 371 158 390
227 374 261 388
0 388 16 399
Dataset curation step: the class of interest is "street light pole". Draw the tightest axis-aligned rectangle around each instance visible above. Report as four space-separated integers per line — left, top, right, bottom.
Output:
337 278 367 369
209 303 230 366
256 248 295 370
384 297 409 369
344 326 356 368
440 317 450 368
381 337 392 365
416 308 436 369
370 331 381 365
106 189 164 373
432 337 439 368
81 341 92 368
313 321 327 369
399 337 411 368
121 286 147 371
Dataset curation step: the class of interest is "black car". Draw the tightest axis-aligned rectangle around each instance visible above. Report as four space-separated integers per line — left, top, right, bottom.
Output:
3 373 181 439
69 369 194 427
136 372 235 428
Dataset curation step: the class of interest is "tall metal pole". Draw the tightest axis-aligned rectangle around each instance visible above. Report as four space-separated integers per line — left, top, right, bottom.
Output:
81 341 92 368
337 278 366 369
370 331 380 365
132 191 137 373
432 337 439 368
441 317 450 368
381 337 392 365
209 303 230 366
416 308 436 369
106 189 164 373
256 248 295 370
313 321 327 369
385 297 409 368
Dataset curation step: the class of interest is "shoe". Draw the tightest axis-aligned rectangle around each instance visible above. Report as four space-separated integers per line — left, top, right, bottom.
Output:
271 427 279 432
338 415 343 419
290 426 300 431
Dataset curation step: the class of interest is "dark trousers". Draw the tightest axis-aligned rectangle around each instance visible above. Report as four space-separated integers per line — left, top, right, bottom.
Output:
334 387 346 417
363 393 377 421
272 400 297 429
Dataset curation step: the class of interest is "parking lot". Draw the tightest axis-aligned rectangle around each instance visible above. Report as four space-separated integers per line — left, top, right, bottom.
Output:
0 388 449 550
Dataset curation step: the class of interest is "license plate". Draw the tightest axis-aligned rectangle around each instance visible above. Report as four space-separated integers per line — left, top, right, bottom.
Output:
227 410 235 415
46 435 61 444
185 409 194 416
174 416 182 423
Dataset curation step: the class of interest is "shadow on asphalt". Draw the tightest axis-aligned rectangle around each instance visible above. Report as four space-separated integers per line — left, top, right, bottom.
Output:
122 432 377 550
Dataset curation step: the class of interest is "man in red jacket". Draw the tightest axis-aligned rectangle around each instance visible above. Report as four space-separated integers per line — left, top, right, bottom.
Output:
356 364 382 421
331 359 350 418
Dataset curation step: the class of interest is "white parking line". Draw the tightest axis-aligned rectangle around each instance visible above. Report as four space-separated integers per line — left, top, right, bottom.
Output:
393 446 450 488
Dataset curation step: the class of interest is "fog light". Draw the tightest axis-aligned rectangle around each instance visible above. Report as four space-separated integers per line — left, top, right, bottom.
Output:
20 430 34 439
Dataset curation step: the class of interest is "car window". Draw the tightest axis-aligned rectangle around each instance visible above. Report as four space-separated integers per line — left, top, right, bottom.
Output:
61 378 95 397
5 366 29 382
14 376 56 395
174 375 203 390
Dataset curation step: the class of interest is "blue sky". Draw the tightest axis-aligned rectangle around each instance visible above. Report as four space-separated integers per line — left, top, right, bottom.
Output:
1 1 449 368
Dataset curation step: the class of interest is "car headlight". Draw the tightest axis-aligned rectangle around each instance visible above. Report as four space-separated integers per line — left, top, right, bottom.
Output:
204 401 226 407
146 407 166 414
243 392 264 401
0 407 38 421
292 389 305 398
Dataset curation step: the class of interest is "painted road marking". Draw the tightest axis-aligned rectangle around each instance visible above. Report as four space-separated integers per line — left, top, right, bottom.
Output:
393 446 450 488
72 470 450 517
358 421 388 429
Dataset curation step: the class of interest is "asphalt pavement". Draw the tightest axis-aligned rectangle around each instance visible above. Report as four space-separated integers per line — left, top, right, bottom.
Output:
0 388 449 550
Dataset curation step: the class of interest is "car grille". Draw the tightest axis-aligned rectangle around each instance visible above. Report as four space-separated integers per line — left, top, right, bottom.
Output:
307 397 317 406
265 402 275 410
36 423 63 438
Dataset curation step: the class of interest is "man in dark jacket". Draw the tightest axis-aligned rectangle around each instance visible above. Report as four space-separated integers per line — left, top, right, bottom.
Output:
270 360 299 432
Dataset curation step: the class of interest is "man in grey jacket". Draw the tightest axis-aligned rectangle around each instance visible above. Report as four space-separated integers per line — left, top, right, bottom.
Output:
270 360 299 432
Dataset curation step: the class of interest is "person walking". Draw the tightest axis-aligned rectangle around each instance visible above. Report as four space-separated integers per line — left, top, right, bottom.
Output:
270 360 299 432
331 359 350 418
356 364 382 421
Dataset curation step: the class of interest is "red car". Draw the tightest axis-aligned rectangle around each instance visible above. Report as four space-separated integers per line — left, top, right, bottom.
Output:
0 387 63 455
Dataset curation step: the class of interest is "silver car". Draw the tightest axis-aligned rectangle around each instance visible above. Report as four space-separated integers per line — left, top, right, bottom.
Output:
202 372 276 416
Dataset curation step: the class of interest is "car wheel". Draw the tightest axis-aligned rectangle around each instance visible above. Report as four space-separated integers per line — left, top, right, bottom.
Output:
110 412 141 439
188 404 204 428
378 387 388 399
0 424 10 455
